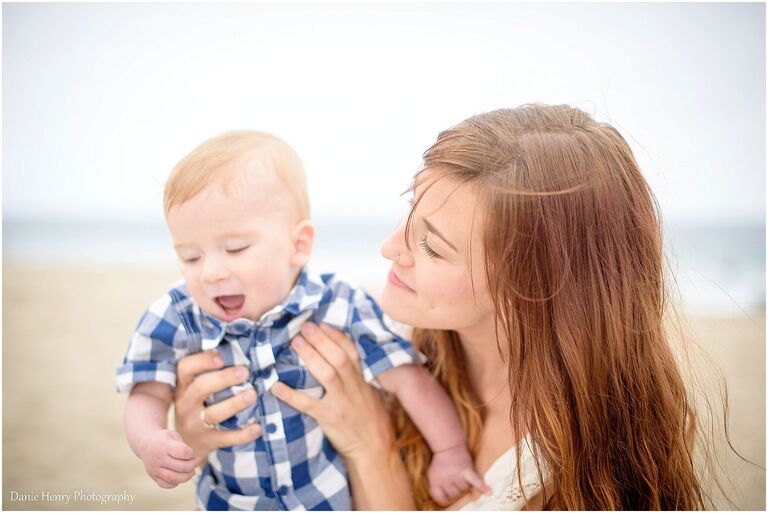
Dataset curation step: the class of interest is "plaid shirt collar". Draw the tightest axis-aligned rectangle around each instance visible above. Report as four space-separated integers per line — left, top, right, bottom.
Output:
196 267 324 350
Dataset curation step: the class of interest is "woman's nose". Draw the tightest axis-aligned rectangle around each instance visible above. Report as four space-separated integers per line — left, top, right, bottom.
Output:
380 221 414 266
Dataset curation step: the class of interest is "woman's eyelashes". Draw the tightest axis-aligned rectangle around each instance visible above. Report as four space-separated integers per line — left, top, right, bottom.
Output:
419 235 442 259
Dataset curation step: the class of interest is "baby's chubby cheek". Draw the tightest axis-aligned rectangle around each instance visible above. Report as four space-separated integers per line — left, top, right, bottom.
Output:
184 281 208 305
259 266 302 300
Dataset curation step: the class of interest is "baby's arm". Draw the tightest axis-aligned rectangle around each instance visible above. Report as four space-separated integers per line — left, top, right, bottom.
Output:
377 365 490 505
124 381 199 488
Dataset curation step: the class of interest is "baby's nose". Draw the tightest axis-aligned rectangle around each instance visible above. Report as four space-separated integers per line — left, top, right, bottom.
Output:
201 256 230 282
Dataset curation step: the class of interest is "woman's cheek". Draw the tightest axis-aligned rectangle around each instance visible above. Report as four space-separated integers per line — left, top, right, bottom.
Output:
424 274 468 310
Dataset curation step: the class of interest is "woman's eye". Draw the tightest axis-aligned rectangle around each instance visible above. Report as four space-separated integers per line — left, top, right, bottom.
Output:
419 236 442 259
181 256 200 263
227 245 250 254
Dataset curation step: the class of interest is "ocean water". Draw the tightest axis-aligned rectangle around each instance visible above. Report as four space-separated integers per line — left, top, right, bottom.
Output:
2 219 764 317
663 222 765 316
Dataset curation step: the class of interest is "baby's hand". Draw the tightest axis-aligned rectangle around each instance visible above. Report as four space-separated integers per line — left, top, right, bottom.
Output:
428 444 491 506
138 429 201 489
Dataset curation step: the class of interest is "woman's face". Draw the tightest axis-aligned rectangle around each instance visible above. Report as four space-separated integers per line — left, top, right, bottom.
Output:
379 175 495 332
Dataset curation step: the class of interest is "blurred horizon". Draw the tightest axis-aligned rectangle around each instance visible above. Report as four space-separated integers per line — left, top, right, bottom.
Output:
3 216 765 318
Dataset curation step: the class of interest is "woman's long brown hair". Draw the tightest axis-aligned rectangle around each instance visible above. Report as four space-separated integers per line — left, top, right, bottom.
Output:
391 104 720 510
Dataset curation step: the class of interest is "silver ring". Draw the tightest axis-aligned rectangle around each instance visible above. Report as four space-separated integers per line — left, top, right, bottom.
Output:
200 409 217 430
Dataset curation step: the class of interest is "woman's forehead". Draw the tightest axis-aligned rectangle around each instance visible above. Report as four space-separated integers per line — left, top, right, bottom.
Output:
413 176 484 248
414 177 472 211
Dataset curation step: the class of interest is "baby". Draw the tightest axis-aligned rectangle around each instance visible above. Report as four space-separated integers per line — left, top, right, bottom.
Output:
116 131 487 510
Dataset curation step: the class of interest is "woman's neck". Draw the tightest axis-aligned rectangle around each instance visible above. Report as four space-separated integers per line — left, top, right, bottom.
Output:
455 321 510 405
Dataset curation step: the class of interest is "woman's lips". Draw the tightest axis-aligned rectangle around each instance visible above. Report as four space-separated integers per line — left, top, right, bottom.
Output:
388 270 416 293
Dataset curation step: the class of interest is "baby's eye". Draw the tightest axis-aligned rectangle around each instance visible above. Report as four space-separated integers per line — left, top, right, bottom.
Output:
181 256 200 264
226 245 251 254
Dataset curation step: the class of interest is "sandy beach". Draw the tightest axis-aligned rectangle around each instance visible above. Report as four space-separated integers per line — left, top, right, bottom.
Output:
2 262 764 510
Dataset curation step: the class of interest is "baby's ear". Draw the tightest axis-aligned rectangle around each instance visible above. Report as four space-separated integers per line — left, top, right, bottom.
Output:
291 220 315 267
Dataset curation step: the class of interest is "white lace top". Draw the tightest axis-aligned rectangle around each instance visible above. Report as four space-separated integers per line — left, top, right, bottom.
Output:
458 436 547 510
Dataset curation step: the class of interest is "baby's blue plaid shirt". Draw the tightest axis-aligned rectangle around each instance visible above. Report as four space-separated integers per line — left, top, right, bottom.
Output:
116 269 418 511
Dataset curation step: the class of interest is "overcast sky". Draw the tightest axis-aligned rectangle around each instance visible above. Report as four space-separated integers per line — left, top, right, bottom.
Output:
3 2 765 226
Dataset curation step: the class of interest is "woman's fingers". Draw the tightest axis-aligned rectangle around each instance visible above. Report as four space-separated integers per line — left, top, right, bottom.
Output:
300 324 352 371
202 423 262 450
291 336 345 397
300 323 362 392
203 388 257 424
176 351 224 389
271 382 321 417
319 324 362 372
176 366 249 410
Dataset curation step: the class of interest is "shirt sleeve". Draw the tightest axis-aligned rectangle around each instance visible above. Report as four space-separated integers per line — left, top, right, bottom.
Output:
115 290 192 393
319 277 420 384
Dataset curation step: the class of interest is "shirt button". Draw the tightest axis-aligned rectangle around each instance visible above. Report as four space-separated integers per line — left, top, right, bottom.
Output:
266 423 277 434
256 331 267 342
258 368 272 379
277 485 289 496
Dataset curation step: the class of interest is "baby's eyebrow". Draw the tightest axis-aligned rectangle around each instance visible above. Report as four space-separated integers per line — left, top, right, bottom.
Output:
173 242 197 251
423 218 457 252
220 230 259 240
172 230 260 250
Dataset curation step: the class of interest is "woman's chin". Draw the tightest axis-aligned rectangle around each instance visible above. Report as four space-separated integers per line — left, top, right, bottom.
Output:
379 286 415 325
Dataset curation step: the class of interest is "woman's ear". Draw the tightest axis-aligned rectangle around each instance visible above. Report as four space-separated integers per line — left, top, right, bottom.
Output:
291 220 315 268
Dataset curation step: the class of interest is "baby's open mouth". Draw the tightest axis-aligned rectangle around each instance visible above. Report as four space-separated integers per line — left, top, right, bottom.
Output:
215 295 245 314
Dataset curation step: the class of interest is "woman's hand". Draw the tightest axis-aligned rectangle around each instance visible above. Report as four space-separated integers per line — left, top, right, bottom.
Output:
173 351 262 460
271 323 415 509
271 323 394 459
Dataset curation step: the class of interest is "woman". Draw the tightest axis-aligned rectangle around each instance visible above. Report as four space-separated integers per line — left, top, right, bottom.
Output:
172 104 710 509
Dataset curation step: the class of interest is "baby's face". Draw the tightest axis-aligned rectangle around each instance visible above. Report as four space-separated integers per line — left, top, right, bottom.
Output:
167 170 303 322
